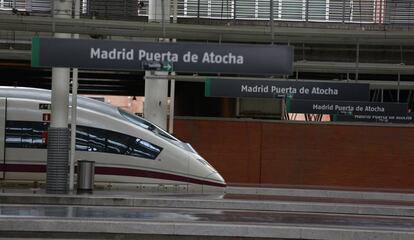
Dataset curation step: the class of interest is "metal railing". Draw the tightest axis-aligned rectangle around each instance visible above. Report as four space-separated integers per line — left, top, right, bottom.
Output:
0 0 413 25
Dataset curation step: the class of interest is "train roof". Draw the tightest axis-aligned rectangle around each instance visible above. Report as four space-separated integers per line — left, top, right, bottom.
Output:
0 86 190 151
0 86 120 118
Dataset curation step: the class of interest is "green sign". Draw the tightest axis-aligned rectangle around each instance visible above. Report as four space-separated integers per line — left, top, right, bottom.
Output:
161 61 173 72
142 61 173 72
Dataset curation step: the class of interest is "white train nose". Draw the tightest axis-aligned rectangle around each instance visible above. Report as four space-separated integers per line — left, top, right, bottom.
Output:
206 172 226 186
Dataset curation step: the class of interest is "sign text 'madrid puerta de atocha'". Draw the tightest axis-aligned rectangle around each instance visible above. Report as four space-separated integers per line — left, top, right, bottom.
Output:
32 37 293 75
205 79 370 101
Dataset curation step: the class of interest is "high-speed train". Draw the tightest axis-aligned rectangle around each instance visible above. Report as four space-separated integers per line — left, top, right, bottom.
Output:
0 87 225 191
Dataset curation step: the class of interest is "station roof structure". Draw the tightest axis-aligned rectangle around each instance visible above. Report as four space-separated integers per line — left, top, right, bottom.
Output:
0 0 413 95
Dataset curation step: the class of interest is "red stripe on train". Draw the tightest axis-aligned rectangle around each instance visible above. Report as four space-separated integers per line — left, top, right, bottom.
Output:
0 163 226 187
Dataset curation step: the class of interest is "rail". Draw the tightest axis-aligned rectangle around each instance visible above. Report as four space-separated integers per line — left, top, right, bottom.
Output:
0 0 413 26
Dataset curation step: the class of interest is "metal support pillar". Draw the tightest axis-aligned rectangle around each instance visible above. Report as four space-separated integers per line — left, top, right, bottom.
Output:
69 0 81 193
145 0 170 130
270 0 274 43
197 0 200 21
47 67 70 194
341 0 346 23
305 0 309 22
355 41 360 82
233 0 237 20
172 0 178 23
69 68 78 192
168 38 177 134
168 77 175 134
46 0 72 194
397 73 400 102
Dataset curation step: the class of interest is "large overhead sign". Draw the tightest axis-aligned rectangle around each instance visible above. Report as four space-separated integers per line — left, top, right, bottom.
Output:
287 99 408 116
31 37 293 75
205 79 370 101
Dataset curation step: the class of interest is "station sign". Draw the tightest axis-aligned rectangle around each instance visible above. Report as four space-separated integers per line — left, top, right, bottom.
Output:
31 37 293 75
333 113 414 124
287 99 408 116
205 79 369 101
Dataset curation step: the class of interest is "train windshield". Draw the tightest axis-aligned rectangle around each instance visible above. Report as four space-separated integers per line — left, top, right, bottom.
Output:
119 108 178 140
118 108 188 142
119 108 196 153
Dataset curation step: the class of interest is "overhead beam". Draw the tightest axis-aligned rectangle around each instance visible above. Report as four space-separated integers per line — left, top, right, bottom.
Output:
0 15 414 45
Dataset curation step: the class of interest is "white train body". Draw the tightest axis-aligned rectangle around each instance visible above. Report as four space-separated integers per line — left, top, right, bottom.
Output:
0 87 225 191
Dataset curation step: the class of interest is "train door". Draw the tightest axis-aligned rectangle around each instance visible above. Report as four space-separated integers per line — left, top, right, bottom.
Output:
0 97 5 179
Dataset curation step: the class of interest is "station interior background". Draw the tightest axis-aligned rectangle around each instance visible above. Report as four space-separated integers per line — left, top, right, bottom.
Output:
1 0 414 190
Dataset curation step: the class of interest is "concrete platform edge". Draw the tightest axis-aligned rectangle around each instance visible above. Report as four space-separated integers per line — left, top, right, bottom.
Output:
0 218 413 240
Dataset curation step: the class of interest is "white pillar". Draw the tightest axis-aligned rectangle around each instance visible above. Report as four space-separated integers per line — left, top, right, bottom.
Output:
51 67 70 128
145 0 171 130
148 0 171 23
50 0 71 126
46 0 72 194
145 71 168 129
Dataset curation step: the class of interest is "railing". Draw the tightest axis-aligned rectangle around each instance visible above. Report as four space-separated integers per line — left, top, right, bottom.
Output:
176 0 408 24
0 0 50 12
1 0 413 25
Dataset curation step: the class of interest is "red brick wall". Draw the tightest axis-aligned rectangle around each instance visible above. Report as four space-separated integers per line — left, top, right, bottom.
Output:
174 118 414 190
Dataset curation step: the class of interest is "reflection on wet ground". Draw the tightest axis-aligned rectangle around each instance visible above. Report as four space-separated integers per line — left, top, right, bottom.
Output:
3 187 414 207
1 204 414 231
144 193 414 207
222 194 414 206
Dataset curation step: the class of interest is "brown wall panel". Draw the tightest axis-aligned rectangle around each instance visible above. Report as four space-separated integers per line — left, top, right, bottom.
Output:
174 118 414 190
174 119 261 184
259 123 414 188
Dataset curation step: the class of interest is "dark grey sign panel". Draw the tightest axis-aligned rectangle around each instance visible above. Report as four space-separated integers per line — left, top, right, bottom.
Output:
32 37 293 75
334 114 414 124
205 79 369 101
287 99 408 116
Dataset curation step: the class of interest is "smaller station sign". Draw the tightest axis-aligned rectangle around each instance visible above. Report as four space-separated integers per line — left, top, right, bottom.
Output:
333 113 414 124
205 79 370 101
287 99 408 116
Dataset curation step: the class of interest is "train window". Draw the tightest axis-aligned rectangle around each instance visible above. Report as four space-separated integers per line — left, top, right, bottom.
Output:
76 125 161 160
75 128 89 151
87 128 107 152
5 121 48 149
128 138 162 159
119 108 200 154
106 132 129 154
5 122 162 160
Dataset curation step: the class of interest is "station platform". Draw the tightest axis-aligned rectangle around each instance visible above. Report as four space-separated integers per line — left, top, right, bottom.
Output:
1 186 414 239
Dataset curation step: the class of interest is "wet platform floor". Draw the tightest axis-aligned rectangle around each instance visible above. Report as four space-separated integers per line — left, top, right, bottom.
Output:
3 187 414 239
2 204 414 231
